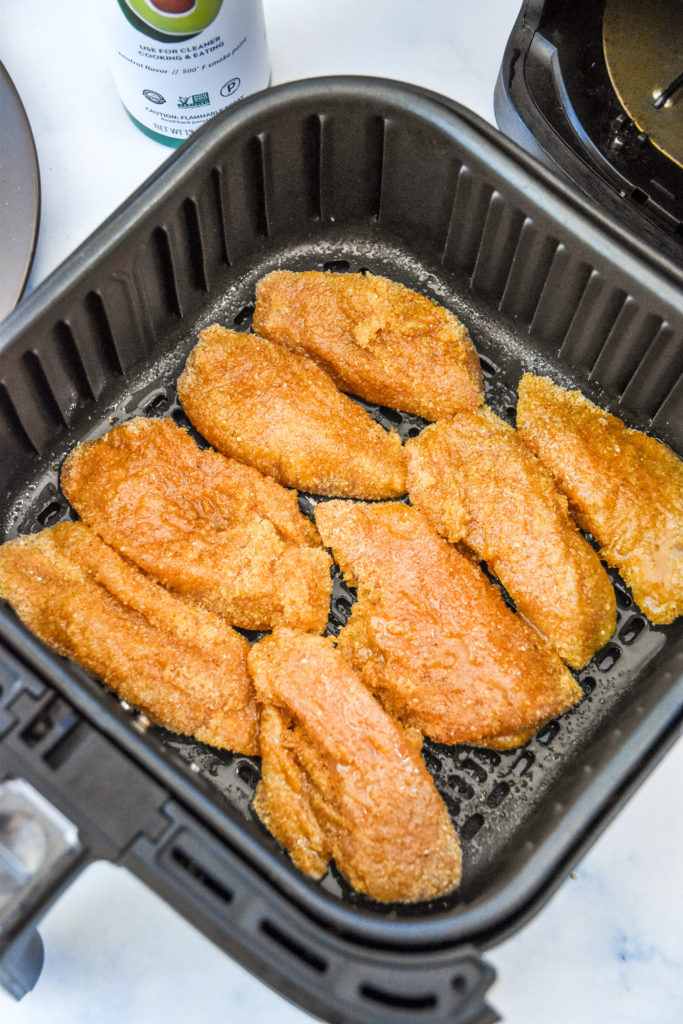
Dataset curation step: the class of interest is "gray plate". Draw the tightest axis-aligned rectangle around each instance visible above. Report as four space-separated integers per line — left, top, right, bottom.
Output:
0 60 40 320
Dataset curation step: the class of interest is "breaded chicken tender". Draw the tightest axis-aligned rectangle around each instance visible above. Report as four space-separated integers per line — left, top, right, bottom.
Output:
315 501 582 749
0 523 258 754
253 270 483 420
178 326 406 498
517 375 683 624
248 627 462 902
61 417 332 633
405 408 616 668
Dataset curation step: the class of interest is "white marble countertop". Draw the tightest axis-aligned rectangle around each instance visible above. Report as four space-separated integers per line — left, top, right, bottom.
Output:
1 2 681 1022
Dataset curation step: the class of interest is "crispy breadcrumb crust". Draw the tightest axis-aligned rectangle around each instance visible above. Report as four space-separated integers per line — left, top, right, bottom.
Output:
248 627 462 902
61 417 332 634
315 500 583 749
0 522 259 754
253 270 483 420
178 325 407 498
405 407 616 668
517 375 683 624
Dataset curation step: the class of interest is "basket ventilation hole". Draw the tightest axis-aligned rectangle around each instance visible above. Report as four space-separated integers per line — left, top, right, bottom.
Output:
233 304 254 326
479 355 498 378
511 750 535 776
536 720 560 745
235 759 260 789
486 781 510 809
172 408 192 428
170 846 233 905
441 792 461 819
619 616 645 645
297 493 321 518
447 774 475 800
377 405 403 426
459 757 488 785
143 392 169 417
614 585 633 610
596 645 621 673
323 259 350 272
360 983 437 1011
461 813 485 840
37 500 64 528
333 594 353 618
260 919 327 974
472 748 502 767
580 675 596 695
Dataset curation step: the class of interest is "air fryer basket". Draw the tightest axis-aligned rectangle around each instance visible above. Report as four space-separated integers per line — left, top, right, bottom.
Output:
0 78 681 1024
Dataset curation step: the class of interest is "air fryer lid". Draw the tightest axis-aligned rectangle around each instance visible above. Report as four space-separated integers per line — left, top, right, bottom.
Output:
494 0 683 260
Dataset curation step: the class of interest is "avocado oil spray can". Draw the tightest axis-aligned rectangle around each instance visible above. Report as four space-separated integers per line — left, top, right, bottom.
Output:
104 1 270 146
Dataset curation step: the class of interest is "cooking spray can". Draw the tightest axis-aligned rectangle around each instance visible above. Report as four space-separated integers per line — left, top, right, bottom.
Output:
103 1 270 146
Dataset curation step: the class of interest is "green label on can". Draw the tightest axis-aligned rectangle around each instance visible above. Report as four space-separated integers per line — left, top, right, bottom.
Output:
118 0 223 41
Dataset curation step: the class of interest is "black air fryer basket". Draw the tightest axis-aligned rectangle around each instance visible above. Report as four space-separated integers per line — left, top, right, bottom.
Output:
0 78 681 1024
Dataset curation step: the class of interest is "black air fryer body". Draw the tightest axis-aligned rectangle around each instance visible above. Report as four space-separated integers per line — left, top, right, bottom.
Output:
495 0 683 262
0 38 681 1024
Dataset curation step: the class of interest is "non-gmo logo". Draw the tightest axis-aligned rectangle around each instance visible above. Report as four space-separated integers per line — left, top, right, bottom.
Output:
178 92 210 108
143 89 166 104
220 77 241 98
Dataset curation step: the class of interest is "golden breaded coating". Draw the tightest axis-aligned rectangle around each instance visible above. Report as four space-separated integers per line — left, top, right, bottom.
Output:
248 627 462 902
405 408 616 668
315 501 583 749
178 325 406 498
517 374 683 624
61 417 331 633
0 523 258 754
253 270 483 420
